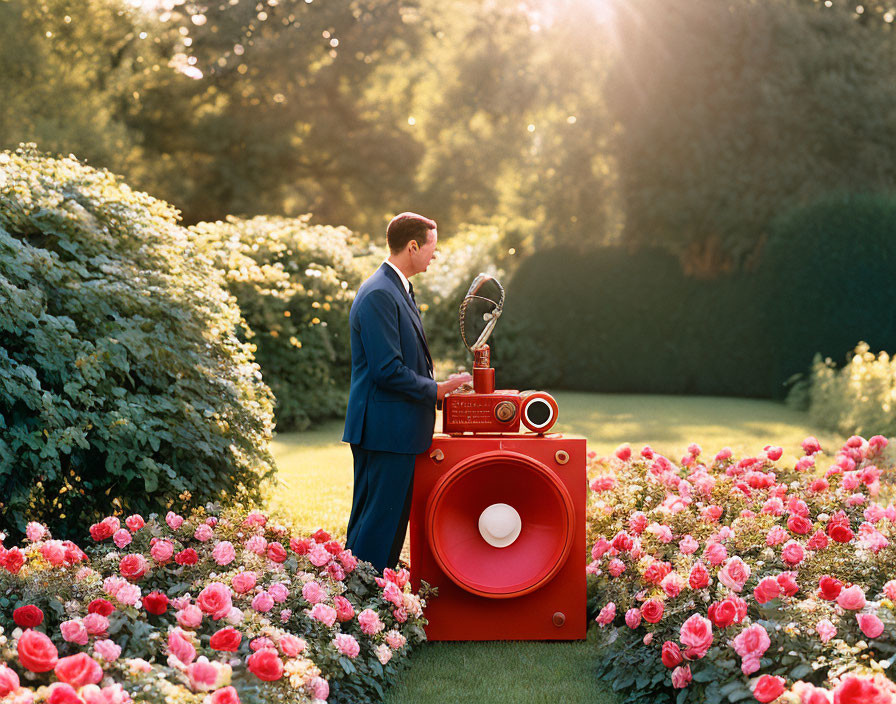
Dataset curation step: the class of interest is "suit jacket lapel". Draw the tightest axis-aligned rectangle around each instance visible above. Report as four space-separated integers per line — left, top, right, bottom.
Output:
380 264 433 372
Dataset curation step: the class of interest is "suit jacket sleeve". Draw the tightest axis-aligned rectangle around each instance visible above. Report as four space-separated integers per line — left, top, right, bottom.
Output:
358 289 438 405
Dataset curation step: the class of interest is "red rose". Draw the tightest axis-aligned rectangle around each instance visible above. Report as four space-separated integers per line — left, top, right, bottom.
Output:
787 515 812 535
247 648 283 681
46 683 83 704
834 676 883 704
4 548 24 574
708 599 737 628
211 686 241 704
644 561 672 586
175 549 198 566
13 605 44 628
818 576 842 601
781 541 805 566
290 538 311 555
17 629 59 673
827 512 854 543
61 542 87 565
753 675 786 703
611 531 633 552
87 599 115 616
89 522 114 542
266 542 287 563
753 577 781 605
640 599 664 624
828 524 854 543
324 540 343 555
776 572 799 597
54 652 103 688
312 529 331 543
119 554 149 581
142 591 170 616
661 641 682 668
210 627 242 652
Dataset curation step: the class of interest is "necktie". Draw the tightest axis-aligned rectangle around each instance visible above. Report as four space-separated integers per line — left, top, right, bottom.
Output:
408 282 419 313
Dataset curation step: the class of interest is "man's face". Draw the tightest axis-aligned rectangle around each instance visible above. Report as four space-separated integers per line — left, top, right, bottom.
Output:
411 228 438 275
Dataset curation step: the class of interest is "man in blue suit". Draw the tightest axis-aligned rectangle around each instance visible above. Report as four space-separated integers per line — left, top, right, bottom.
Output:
343 213 471 572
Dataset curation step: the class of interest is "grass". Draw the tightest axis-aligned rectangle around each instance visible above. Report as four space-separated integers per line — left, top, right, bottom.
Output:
266 391 846 704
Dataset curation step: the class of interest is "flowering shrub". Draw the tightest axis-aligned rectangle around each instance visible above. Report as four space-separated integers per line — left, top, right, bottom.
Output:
0 507 426 704
793 342 896 438
587 436 896 703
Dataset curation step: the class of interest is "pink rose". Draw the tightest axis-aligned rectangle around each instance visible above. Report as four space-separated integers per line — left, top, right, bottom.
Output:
25 522 46 542
211 687 241 704
39 541 65 566
246 536 267 554
54 653 103 688
150 539 174 563
60 619 89 645
671 665 691 689
308 603 337 627
884 580 896 601
279 635 306 657
640 599 664 624
333 633 360 658
176 605 204 629
816 619 837 643
198 583 233 620
625 608 641 629
309 677 329 700
46 683 82 704
112 530 132 549
837 585 866 611
231 572 257 595
194 524 214 542
251 592 275 613
718 556 750 592
125 515 145 532
596 602 616 626
679 614 713 659
308 543 331 567
187 660 219 691
82 613 109 636
302 581 325 604
781 540 805 566
358 608 386 635
689 562 710 590
857 613 884 639
703 542 727 566
679 535 698 555
661 572 683 598
338 549 358 573
168 628 197 665
212 541 236 566
268 582 289 603
93 639 121 662
776 572 799 597
165 512 184 530
0 664 20 696
732 623 770 662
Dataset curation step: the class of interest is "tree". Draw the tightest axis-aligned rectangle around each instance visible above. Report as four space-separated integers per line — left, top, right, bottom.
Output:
607 0 896 274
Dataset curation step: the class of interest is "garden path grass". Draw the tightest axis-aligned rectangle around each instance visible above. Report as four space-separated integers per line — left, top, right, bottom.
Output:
266 392 845 703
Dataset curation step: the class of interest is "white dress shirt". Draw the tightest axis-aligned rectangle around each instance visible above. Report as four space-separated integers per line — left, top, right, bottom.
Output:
384 259 410 293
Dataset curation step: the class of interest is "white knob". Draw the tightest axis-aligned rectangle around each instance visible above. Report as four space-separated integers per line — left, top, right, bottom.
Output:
478 503 522 548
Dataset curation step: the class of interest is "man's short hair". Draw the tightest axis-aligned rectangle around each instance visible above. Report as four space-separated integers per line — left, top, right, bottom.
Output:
387 212 436 253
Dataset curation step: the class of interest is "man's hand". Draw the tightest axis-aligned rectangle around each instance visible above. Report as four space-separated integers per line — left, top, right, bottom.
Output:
436 373 473 400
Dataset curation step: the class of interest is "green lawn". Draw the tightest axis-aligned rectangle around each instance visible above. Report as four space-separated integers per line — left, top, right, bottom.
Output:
266 391 845 704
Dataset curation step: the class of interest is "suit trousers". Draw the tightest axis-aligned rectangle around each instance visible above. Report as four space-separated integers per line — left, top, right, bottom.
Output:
345 445 415 572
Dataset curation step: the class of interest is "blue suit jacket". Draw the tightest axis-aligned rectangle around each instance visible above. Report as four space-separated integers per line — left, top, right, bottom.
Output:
342 263 437 454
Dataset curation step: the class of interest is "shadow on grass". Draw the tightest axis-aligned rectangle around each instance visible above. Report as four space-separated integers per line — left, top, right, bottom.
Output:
384 628 617 704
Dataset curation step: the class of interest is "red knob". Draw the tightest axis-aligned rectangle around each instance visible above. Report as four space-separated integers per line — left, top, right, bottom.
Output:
552 612 566 627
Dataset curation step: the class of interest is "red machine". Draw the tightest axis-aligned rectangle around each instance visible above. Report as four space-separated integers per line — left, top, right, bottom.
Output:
410 274 586 640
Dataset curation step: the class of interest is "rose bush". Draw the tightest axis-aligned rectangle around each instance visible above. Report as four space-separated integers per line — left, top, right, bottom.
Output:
587 436 896 703
0 507 427 704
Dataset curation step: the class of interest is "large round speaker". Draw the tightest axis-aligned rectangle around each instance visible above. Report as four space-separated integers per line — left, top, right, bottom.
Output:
425 450 574 599
520 392 559 433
